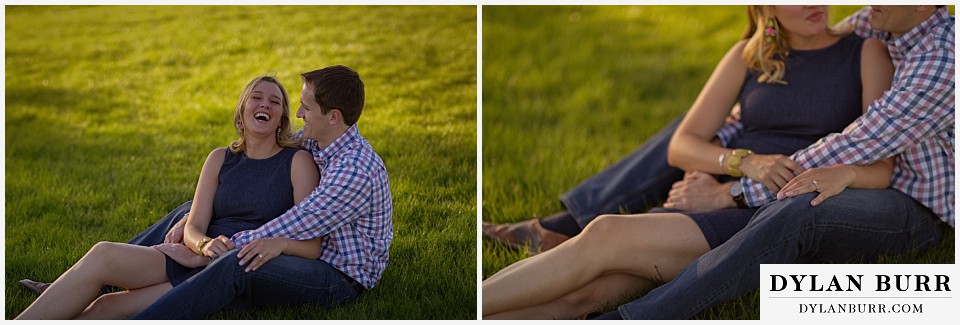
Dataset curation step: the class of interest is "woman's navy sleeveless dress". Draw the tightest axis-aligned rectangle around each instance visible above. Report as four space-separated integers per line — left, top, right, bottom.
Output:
165 147 301 286
662 34 868 248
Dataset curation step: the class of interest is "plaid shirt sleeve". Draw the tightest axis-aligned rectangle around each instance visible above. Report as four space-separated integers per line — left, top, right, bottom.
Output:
842 7 887 41
231 156 372 246
741 27 955 207
715 119 743 148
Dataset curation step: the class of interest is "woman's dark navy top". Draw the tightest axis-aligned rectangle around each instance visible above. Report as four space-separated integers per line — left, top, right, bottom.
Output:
165 146 301 286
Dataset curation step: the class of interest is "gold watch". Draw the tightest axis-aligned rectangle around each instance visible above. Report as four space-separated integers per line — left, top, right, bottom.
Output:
725 149 752 177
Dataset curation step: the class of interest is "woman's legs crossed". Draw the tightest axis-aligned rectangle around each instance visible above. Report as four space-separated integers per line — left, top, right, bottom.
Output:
77 282 173 320
485 272 654 319
16 242 169 319
482 213 710 317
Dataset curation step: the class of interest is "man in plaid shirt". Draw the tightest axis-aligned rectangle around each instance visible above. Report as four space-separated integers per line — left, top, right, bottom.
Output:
130 65 393 319
597 6 953 319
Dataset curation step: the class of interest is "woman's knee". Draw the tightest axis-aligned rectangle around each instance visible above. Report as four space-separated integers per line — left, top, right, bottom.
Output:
580 215 634 248
81 241 123 271
83 292 130 319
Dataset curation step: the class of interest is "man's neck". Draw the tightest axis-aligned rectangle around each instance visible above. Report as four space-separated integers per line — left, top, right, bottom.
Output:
891 8 938 39
315 124 352 150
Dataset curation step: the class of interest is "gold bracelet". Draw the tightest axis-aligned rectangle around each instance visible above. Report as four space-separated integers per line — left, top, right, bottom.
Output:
725 149 752 177
196 236 212 256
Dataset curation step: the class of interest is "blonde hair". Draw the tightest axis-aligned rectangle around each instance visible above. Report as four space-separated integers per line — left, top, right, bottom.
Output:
741 6 846 84
229 76 300 154
741 6 790 84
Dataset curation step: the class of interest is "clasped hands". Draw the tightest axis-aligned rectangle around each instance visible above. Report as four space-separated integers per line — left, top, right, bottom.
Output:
152 216 287 272
665 154 853 211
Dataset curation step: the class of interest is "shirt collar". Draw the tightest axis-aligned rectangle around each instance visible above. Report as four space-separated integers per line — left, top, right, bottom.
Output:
891 7 951 58
315 124 360 165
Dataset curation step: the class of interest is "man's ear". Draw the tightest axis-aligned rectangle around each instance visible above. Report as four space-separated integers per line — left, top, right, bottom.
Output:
328 109 343 125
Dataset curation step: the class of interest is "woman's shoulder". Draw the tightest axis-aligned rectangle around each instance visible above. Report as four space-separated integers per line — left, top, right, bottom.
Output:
290 149 315 167
721 39 750 68
199 147 229 170
208 147 229 161
730 39 749 54
859 37 893 76
290 148 312 159
290 149 319 181
860 37 887 54
859 36 890 67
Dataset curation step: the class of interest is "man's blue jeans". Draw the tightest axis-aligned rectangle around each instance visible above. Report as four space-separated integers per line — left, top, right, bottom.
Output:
127 200 192 246
617 189 944 319
131 248 359 319
560 115 686 228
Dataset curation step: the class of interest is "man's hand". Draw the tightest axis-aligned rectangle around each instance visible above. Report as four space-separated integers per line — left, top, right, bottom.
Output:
739 154 805 193
726 103 741 124
164 213 188 244
663 171 736 212
153 243 210 268
237 237 288 272
778 165 856 206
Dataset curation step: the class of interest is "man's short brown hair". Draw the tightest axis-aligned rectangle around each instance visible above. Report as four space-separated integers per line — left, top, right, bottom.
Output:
301 65 365 126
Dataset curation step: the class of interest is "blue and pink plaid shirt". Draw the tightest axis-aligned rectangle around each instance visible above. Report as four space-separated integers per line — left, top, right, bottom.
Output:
739 7 954 228
231 124 394 289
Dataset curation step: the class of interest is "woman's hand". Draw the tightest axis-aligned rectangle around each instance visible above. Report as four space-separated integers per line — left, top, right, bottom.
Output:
153 243 211 268
237 237 287 272
201 235 236 258
777 165 856 206
739 154 805 192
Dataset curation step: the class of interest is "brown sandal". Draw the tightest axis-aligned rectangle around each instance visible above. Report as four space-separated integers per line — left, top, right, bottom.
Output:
482 218 571 255
19 279 51 295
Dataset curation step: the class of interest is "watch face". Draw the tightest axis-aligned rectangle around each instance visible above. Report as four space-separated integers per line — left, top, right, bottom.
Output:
729 181 743 196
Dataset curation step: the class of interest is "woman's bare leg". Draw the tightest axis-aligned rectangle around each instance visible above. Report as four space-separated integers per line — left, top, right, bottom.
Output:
16 242 169 319
482 213 710 317
77 282 173 320
485 272 654 319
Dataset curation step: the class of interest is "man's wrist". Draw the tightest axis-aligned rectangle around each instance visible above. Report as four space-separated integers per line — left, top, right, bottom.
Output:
719 182 737 209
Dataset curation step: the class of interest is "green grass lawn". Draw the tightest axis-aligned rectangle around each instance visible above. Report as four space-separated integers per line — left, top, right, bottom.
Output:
482 5 955 320
5 5 476 319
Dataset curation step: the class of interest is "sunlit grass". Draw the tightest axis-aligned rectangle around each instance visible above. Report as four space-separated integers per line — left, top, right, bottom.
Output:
5 5 476 319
